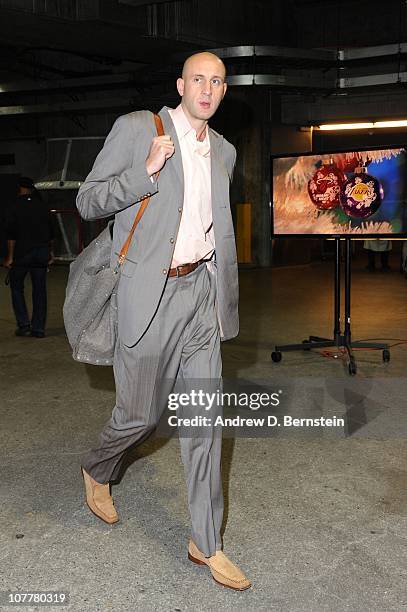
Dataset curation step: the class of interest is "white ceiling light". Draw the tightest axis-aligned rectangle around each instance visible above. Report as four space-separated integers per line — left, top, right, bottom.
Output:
316 120 407 131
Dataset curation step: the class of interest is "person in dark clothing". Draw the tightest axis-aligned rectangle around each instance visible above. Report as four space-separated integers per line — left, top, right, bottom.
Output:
4 177 54 338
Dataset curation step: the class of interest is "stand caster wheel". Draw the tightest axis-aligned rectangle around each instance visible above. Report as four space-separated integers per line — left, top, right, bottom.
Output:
271 351 282 363
383 349 390 363
348 360 357 376
302 340 311 351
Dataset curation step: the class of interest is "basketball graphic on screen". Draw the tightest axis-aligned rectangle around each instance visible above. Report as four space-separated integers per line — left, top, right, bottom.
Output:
308 159 345 210
340 166 383 218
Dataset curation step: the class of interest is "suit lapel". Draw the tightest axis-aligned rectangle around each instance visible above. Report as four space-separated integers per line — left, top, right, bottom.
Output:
209 128 225 210
158 107 184 192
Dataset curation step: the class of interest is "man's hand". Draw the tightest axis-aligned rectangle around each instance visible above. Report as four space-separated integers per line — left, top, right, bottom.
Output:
3 256 13 268
145 135 175 176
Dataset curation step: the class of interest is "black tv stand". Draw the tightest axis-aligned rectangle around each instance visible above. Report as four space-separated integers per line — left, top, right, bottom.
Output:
271 238 390 375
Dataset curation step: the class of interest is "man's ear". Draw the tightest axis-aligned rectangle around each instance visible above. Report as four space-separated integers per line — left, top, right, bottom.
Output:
222 82 227 99
176 78 184 96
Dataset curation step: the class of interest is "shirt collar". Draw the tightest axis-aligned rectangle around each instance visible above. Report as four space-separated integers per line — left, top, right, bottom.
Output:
169 104 209 142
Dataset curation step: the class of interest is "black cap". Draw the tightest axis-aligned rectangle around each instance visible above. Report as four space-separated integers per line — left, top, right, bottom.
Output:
18 176 35 189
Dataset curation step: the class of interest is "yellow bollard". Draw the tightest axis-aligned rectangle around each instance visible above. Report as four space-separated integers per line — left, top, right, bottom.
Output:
236 203 252 263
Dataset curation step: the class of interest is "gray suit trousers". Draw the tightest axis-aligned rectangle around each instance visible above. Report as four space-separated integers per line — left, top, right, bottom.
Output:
82 263 223 556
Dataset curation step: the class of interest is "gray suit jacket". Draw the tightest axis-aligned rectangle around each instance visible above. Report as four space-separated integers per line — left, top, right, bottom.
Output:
76 106 238 347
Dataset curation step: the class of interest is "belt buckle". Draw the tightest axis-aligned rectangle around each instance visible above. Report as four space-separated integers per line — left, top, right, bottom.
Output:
176 265 183 277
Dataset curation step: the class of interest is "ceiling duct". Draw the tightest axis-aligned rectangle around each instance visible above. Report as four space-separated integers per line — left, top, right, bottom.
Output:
0 0 100 20
119 0 177 4
1 42 407 117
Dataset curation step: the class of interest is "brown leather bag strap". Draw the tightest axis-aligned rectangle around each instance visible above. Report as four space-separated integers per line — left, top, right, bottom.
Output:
116 113 164 268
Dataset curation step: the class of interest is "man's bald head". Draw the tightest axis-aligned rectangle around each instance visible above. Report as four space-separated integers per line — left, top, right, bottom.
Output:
181 52 226 80
176 52 228 130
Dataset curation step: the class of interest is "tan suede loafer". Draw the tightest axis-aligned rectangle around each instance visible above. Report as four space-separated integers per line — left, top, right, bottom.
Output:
188 540 251 591
81 467 119 525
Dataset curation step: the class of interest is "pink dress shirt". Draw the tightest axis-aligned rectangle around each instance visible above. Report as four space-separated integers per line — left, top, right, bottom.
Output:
168 105 215 267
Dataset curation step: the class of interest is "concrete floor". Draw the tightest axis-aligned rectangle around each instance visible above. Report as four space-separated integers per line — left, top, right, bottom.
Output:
1 254 407 612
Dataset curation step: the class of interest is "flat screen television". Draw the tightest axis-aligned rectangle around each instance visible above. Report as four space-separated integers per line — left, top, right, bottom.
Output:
272 146 407 237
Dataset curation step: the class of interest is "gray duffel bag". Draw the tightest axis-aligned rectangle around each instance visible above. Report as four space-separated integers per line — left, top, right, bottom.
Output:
63 113 163 365
63 221 119 365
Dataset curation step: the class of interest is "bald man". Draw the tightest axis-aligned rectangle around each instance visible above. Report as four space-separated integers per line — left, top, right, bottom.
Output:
77 52 251 591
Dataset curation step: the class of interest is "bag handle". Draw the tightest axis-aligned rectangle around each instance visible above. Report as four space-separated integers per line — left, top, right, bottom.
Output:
116 113 164 268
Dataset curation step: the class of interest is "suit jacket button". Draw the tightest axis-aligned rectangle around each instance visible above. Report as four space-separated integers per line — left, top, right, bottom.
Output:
163 269 167 274
170 238 174 244
178 207 182 212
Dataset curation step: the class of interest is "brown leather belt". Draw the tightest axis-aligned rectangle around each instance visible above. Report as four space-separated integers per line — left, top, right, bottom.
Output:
168 258 205 278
